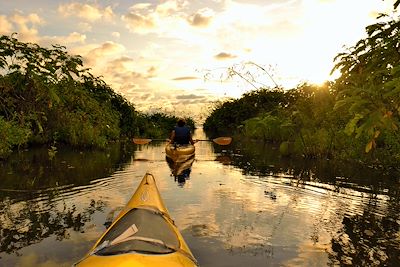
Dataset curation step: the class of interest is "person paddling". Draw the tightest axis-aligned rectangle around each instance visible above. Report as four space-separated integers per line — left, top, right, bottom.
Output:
169 118 196 145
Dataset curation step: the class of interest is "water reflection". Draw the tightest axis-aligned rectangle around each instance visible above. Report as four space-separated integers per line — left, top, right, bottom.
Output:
0 142 135 194
166 155 195 187
0 130 399 266
215 138 400 265
329 210 400 266
0 198 104 255
0 142 136 261
216 138 400 197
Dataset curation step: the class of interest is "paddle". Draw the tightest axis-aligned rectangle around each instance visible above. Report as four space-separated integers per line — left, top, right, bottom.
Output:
132 138 167 145
133 137 232 145
196 137 232 146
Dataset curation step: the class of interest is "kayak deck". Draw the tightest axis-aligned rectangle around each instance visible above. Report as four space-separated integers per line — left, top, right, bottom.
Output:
165 143 195 161
74 173 198 267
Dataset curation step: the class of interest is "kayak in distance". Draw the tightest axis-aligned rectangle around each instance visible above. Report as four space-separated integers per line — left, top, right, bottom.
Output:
165 143 195 162
74 173 198 267
165 143 196 185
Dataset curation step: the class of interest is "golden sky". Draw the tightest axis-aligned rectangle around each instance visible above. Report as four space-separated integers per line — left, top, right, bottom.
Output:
0 0 395 118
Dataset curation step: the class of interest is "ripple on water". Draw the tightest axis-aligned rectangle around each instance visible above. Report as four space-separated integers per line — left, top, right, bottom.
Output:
1 130 399 267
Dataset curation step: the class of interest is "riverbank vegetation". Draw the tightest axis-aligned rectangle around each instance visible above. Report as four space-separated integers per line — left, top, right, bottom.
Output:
0 34 193 159
204 7 400 172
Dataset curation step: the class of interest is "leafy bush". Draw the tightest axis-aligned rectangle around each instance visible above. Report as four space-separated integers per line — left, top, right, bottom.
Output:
243 113 294 142
204 89 286 135
0 117 31 159
295 128 331 158
0 34 197 155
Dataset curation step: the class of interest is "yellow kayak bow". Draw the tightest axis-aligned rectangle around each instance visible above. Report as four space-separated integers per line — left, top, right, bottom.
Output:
74 173 198 267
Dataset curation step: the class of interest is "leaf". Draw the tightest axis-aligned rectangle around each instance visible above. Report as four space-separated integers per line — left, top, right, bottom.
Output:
349 99 369 114
334 98 352 110
365 140 374 153
344 113 364 136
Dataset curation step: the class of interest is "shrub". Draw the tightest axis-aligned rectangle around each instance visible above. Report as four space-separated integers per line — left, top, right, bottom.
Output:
0 117 31 159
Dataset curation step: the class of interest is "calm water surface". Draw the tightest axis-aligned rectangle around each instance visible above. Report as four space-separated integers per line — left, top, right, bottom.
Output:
0 129 399 266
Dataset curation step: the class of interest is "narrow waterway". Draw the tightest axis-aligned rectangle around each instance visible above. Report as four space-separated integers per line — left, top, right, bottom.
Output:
0 128 399 266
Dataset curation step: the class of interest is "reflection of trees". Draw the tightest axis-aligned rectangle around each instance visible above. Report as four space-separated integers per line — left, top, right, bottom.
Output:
328 187 400 266
215 155 232 165
0 198 105 255
219 139 399 193
328 205 400 266
0 142 138 255
220 138 400 264
0 142 136 197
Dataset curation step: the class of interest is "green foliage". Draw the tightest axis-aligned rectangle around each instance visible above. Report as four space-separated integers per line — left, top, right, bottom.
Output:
243 112 294 142
0 34 193 157
208 83 339 158
204 89 286 135
332 14 400 152
135 113 196 139
286 83 343 157
294 128 332 158
0 116 31 159
279 141 291 156
0 34 124 147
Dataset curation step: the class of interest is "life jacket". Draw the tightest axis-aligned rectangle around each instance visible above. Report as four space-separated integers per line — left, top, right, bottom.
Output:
174 126 190 144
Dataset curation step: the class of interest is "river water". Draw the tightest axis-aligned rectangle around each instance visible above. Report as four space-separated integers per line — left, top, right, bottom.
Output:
0 128 399 266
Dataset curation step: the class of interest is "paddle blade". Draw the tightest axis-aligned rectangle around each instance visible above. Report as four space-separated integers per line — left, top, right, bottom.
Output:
133 138 152 145
212 137 232 145
111 224 139 245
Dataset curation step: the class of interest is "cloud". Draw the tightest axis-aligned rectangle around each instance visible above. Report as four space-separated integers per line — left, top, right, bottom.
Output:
105 57 135 75
176 94 206 100
0 12 86 47
11 12 44 25
172 93 212 107
140 93 152 100
187 8 214 27
122 3 158 33
156 0 188 16
172 97 211 105
58 3 114 22
64 32 86 44
122 12 155 31
100 56 157 81
118 84 216 120
94 56 160 99
78 22 92 32
106 66 144 83
8 12 45 42
147 66 157 78
172 76 199 81
122 0 190 34
0 15 13 35
109 56 135 65
214 52 237 60
112 32 120 38
41 32 86 46
80 41 126 65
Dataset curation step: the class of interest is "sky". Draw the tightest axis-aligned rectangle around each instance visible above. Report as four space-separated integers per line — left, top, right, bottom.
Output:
0 0 396 120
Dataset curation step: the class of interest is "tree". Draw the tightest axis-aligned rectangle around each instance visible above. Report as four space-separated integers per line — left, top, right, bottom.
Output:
332 13 400 152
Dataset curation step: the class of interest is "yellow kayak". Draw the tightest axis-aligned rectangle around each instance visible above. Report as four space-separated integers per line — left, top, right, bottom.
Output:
74 173 198 267
165 143 195 162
